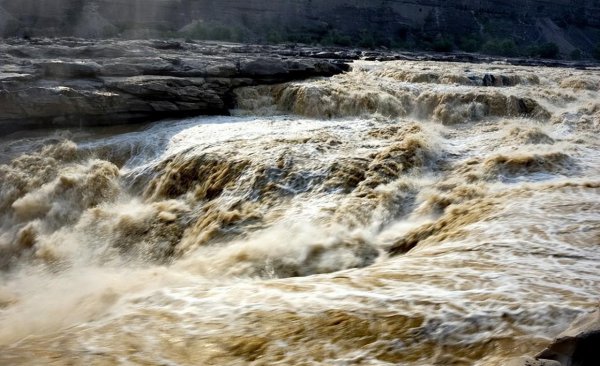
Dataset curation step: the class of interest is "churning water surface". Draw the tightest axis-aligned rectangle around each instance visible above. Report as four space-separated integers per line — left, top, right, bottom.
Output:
0 60 599 365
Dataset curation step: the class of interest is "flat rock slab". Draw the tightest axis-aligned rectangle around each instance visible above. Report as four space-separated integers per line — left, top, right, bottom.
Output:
0 39 350 133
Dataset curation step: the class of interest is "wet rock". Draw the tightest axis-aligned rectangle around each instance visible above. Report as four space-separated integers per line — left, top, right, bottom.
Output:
482 74 496 86
38 60 101 79
239 58 289 77
535 309 600 366
482 73 519 87
0 37 594 134
508 357 562 366
0 39 350 133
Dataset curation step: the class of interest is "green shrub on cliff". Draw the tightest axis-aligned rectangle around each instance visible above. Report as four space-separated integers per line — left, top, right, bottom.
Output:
481 38 519 57
358 30 377 49
266 30 284 44
529 42 560 59
321 30 353 47
459 36 482 52
594 45 600 60
431 37 453 53
184 23 243 42
287 32 316 45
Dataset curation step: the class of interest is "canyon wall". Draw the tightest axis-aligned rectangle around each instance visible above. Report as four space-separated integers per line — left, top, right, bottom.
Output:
1 0 599 53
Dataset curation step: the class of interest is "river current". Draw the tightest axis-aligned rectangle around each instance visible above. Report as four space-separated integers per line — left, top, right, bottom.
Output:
0 60 599 365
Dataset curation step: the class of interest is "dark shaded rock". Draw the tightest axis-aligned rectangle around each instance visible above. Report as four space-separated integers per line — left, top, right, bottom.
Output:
38 61 101 79
2 0 600 56
0 72 35 82
314 52 339 59
1 37 596 134
239 58 289 77
99 57 175 76
0 39 350 133
535 309 600 366
483 74 496 87
508 357 562 366
483 74 515 87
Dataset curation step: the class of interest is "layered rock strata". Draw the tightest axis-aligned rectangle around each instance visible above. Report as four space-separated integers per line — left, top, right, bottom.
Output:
3 38 599 134
1 0 600 53
0 39 348 133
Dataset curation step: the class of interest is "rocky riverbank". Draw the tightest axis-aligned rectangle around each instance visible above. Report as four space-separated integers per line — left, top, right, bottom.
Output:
0 39 350 133
2 0 600 57
0 37 599 365
2 38 599 134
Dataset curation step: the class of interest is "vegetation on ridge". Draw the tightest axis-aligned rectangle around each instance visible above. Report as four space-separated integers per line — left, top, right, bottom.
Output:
171 21 591 60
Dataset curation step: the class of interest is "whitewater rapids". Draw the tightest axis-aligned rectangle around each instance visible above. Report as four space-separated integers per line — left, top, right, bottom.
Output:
0 60 599 365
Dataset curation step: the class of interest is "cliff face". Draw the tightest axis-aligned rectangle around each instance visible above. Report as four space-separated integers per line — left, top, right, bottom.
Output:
1 0 599 53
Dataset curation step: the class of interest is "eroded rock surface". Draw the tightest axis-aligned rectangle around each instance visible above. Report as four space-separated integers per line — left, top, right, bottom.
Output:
3 37 598 134
512 309 600 366
534 309 600 366
1 0 600 55
0 39 349 133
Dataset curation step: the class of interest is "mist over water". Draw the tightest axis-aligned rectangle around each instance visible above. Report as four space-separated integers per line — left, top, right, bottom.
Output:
0 60 599 365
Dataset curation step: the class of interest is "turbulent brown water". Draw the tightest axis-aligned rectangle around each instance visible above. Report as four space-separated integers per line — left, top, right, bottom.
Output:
0 60 599 365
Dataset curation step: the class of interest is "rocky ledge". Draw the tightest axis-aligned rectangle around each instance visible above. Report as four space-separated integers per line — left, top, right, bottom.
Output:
1 38 598 134
512 308 600 366
0 38 350 133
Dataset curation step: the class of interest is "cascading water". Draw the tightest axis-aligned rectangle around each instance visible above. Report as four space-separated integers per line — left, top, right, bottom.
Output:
0 60 599 365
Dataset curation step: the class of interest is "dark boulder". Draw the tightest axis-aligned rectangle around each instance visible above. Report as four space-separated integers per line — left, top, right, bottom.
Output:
535 309 600 366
